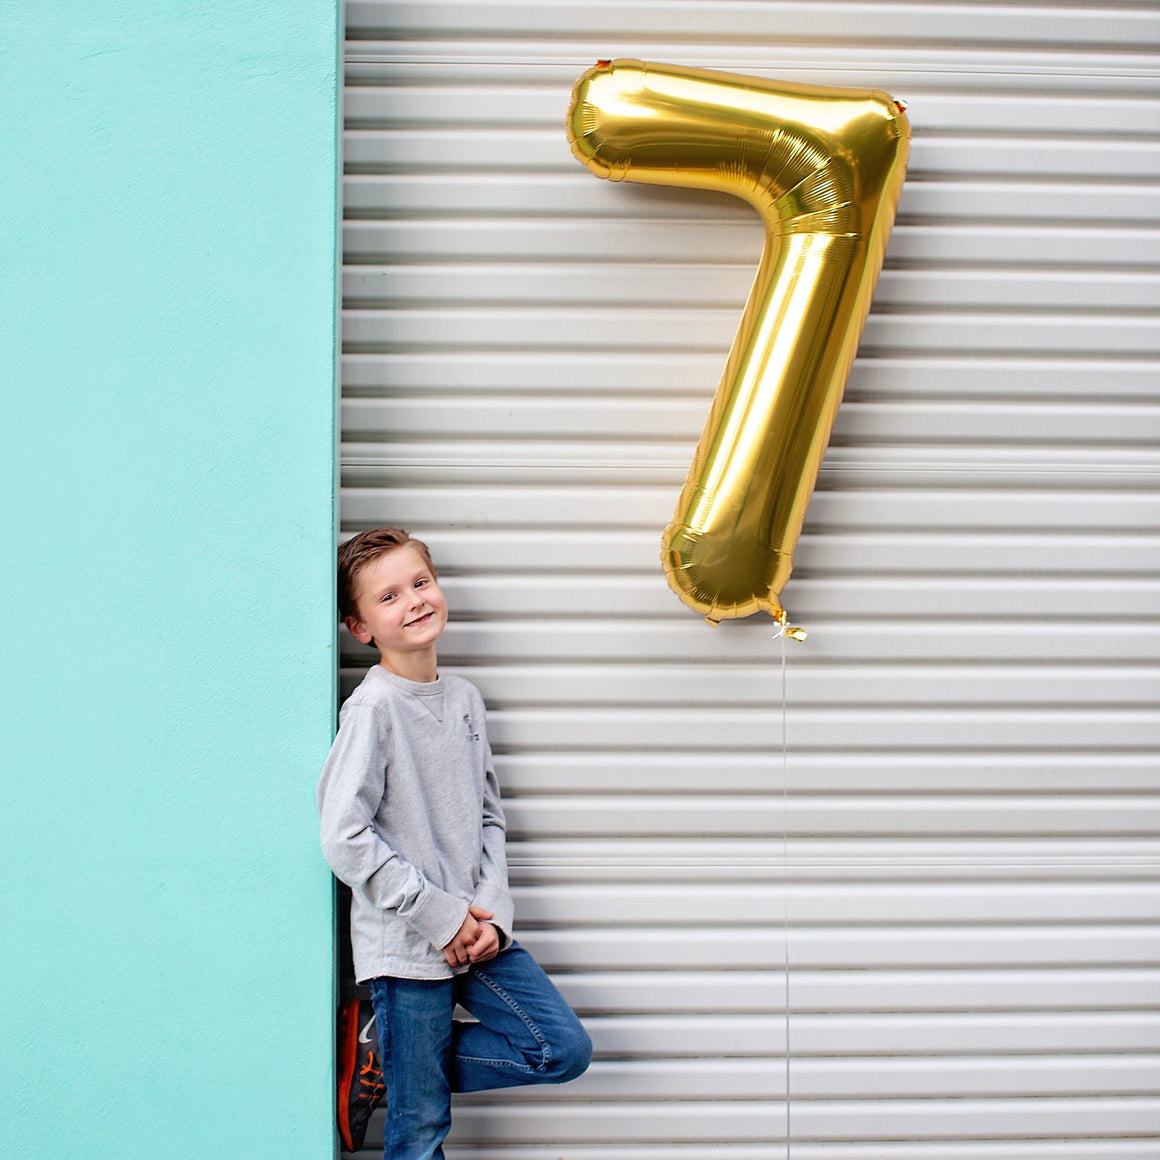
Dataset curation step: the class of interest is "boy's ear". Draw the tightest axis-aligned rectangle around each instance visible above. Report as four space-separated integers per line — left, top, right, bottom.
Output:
345 614 374 646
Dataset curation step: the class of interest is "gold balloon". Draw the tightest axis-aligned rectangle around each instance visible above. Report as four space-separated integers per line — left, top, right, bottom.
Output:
566 60 909 626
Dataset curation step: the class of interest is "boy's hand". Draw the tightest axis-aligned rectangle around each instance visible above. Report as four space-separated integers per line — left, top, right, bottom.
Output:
467 921 500 964
443 905 494 967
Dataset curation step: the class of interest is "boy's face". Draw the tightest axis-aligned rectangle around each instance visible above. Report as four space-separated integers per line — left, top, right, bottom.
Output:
345 543 448 660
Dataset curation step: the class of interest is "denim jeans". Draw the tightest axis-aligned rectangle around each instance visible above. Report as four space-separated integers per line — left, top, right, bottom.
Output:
368 942 592 1160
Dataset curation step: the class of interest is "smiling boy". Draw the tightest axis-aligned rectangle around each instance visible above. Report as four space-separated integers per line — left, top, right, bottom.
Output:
318 527 590 1158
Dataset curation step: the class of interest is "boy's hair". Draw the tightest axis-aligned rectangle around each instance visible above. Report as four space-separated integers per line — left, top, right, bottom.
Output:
337 527 438 621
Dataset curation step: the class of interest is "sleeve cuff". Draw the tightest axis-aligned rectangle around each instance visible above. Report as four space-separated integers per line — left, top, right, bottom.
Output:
406 884 470 950
472 891 514 949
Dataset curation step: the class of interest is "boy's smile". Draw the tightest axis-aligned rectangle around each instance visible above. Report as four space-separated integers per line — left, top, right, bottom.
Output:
346 543 448 680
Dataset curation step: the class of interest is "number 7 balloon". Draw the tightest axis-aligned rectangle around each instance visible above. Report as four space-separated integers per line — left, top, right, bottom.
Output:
566 60 909 626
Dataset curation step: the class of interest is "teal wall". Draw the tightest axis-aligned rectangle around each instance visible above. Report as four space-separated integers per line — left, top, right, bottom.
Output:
0 5 339 1157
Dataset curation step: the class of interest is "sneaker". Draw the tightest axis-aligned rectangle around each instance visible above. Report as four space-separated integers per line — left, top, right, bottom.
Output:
337 997 386 1152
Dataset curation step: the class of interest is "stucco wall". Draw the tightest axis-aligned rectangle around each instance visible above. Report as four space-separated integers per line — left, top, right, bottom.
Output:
0 5 339 1157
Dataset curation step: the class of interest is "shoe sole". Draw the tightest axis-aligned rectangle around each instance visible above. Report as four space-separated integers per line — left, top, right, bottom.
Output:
336 997 361 1151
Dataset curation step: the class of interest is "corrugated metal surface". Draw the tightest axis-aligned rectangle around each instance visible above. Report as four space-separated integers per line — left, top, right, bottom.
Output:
341 2 1160 1154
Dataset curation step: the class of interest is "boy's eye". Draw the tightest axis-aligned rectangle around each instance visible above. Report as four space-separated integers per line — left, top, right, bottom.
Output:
380 592 395 603
415 578 428 588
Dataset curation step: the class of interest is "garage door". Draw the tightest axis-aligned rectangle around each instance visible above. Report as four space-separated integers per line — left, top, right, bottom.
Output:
341 3 1160 1155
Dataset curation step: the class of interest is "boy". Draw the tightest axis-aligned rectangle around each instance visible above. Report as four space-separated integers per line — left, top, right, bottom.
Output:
318 527 591 1158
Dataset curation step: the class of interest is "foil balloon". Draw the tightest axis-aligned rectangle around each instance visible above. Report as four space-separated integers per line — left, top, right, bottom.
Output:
566 59 909 626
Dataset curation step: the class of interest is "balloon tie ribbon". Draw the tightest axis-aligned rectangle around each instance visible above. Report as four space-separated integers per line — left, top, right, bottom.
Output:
773 608 807 642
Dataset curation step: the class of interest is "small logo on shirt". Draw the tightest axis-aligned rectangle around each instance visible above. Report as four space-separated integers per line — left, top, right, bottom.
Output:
464 713 480 742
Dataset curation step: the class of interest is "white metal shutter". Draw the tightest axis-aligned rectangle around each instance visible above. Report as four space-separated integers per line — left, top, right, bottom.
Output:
341 2 1160 1155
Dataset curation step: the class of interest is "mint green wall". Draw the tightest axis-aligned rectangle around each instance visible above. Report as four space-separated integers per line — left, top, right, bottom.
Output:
0 5 339 1157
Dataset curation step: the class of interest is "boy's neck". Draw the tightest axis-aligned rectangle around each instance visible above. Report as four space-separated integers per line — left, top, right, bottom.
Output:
378 647 438 684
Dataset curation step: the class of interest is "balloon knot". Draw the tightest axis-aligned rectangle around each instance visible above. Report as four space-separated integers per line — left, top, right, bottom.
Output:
772 609 807 642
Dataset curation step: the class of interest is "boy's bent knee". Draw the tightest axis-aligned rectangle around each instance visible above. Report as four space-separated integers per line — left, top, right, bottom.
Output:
550 1020 592 1083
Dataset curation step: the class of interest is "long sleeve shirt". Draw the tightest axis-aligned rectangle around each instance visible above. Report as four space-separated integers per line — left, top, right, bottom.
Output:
317 665 514 981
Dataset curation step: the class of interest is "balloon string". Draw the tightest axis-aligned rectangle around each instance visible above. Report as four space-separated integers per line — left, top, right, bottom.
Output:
778 626 792 1158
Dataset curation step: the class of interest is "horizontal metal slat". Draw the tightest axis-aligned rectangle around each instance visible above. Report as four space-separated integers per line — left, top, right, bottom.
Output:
429 622 1160 665
443 575 1160 621
343 306 1160 357
437 1143 1160 1160
445 1096 1160 1141
341 448 1160 491
579 1011 1160 1055
443 1097 1160 1143
345 408 1160 447
501 758 1159 798
435 622 1160 665
486 706 1160 753
503 797 1160 839
350 49 1160 90
794 1146 1160 1160
345 85 1160 137
519 925 1160 970
343 395 1160 444
507 836 1160 877
344 263 1160 313
552 969 1160 1015
409 527 1160 577
442 660 1160 706
511 881 1160 925
465 1052 1160 1099
344 172 1160 226
484 750 1160 795
343 484 1160 531
343 219 1160 266
345 126 1160 182
464 1099 1160 1144
342 353 1160 401
350 2 1160 49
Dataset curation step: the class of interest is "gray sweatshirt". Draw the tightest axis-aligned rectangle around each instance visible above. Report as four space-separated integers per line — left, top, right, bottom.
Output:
317 665 514 981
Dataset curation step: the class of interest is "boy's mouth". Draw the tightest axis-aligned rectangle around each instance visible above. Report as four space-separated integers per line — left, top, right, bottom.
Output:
405 612 433 629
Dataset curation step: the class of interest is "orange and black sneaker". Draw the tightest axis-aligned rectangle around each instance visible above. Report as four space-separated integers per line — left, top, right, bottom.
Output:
337 997 386 1152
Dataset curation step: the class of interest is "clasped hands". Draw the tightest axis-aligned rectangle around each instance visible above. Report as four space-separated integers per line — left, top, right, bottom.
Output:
442 904 500 967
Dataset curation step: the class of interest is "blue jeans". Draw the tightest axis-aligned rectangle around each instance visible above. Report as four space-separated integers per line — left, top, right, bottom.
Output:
368 942 592 1160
